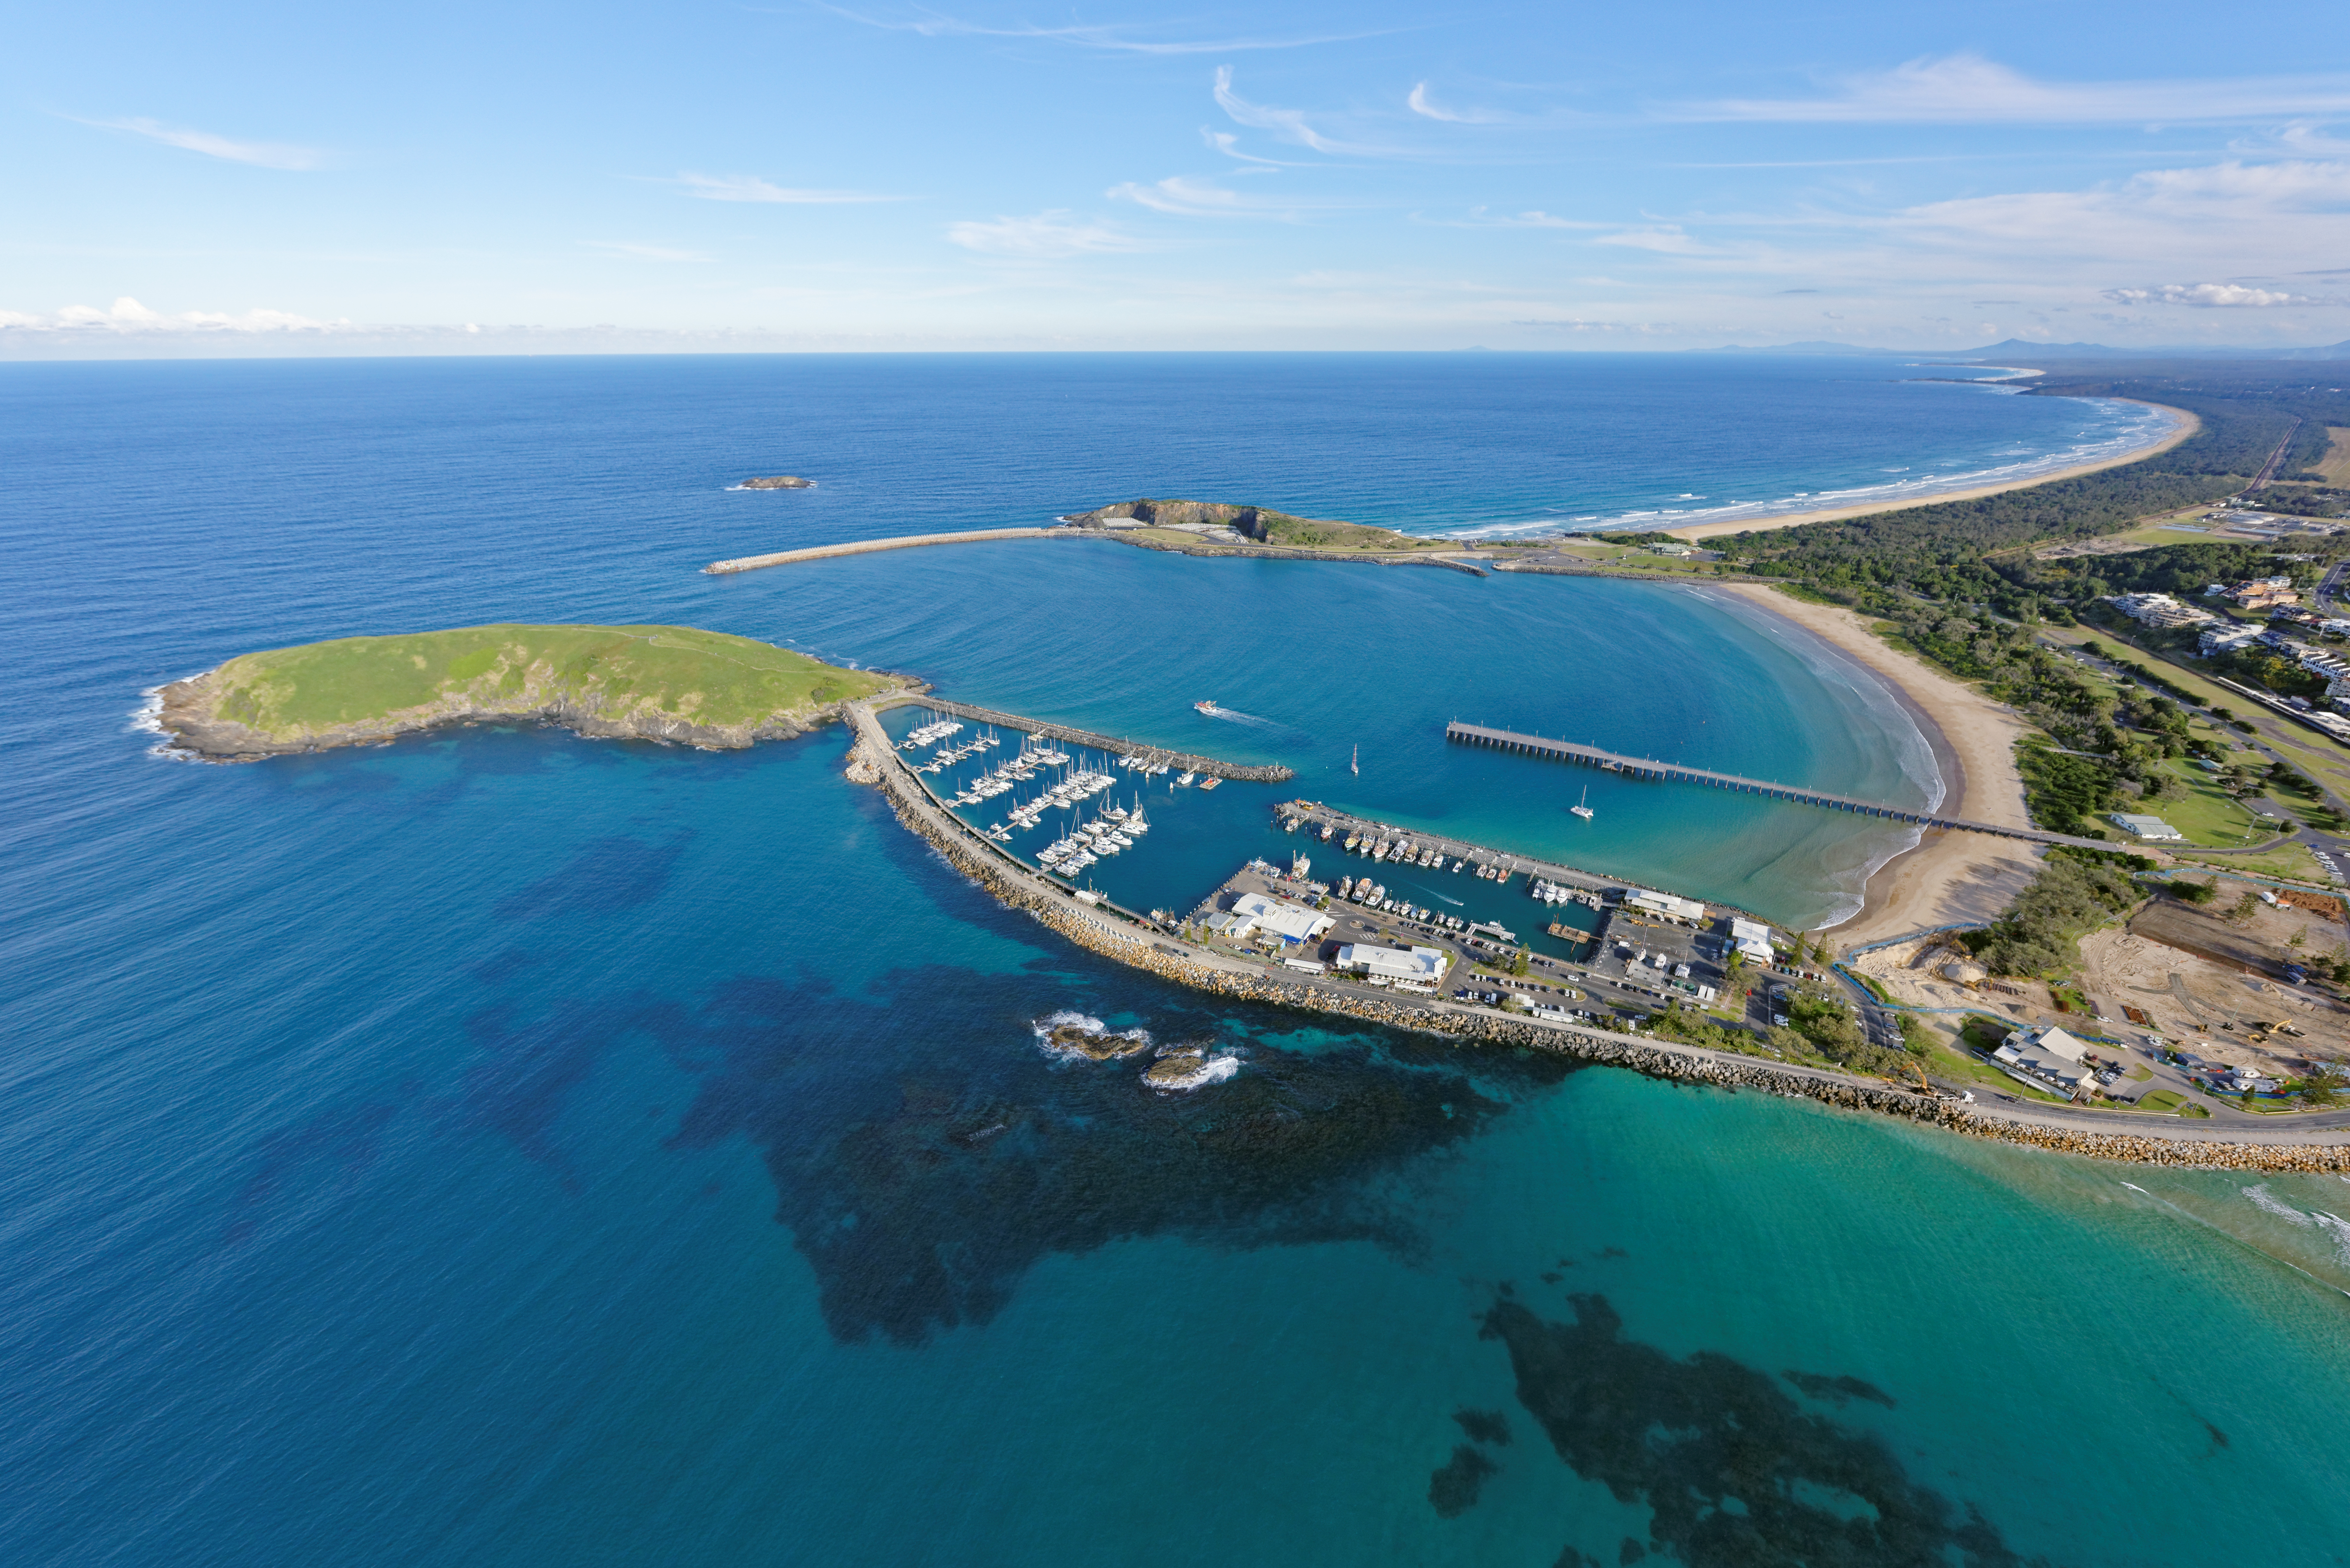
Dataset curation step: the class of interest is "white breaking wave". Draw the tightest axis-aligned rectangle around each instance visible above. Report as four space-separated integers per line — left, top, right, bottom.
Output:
2243 1184 2315 1226
130 671 214 763
1436 397 2180 540
1148 1052 1242 1092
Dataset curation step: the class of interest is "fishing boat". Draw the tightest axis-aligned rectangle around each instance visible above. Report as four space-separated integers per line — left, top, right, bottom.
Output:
1198 777 1220 790
1571 786 1594 821
1194 699 1221 715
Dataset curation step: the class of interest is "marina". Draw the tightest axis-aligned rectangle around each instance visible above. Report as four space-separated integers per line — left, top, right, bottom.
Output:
884 694 1294 781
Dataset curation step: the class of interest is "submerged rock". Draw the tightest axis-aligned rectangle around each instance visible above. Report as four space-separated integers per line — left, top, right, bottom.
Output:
741 475 814 488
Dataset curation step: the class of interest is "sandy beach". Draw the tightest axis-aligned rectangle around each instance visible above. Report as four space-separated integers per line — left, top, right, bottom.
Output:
1718 584 2046 948
1666 400 2199 542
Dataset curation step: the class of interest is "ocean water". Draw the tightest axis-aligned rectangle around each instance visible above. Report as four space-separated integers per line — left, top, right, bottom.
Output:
5 355 2348 1568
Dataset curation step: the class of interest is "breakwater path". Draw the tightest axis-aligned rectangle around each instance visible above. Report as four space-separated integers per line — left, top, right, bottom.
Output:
1447 721 2119 852
705 527 1070 575
878 694 1294 781
843 701 2347 1171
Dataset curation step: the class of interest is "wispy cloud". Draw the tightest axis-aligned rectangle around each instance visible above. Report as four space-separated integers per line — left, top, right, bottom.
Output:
1107 175 1293 218
1406 83 1515 126
583 241 710 262
946 211 1150 257
1683 53 2350 125
1418 207 1601 229
673 171 897 203
1202 129 1299 167
0 296 347 332
72 116 323 170
1214 66 1386 155
809 5 1393 55
2102 282 2321 307
1592 225 1728 255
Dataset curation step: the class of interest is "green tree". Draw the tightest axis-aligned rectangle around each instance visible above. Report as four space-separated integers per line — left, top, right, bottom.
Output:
2300 1064 2346 1108
1511 946 1530 977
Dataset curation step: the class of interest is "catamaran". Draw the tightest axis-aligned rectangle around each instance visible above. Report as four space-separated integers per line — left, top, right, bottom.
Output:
1571 786 1594 821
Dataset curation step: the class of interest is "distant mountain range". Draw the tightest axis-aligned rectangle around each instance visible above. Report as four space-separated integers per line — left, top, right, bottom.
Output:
1708 337 2350 361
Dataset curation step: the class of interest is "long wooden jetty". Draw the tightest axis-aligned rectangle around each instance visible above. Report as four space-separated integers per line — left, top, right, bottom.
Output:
1445 722 2118 852
881 694 1294 781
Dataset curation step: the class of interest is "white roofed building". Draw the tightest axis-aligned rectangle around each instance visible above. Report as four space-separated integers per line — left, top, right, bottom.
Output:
1225 892 1334 945
1625 890 1707 924
1336 943 1447 983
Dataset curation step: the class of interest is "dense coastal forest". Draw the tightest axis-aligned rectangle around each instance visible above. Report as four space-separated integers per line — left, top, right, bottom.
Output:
1698 366 2350 983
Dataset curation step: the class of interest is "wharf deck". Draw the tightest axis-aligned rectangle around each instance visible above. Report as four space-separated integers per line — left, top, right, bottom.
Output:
1446 722 2120 853
879 693 1294 781
1276 802 1779 939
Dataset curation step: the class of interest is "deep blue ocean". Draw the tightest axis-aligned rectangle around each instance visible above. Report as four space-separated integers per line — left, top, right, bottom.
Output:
4 354 2346 1568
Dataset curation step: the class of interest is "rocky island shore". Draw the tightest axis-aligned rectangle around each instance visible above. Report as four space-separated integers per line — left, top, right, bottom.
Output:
151 623 903 762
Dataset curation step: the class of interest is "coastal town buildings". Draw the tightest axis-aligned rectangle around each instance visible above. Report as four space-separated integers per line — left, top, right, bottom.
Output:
2106 592 2216 630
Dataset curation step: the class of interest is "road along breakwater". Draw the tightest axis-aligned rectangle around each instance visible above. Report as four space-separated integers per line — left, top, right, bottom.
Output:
842 703 2348 1171
875 694 1294 781
705 528 1073 575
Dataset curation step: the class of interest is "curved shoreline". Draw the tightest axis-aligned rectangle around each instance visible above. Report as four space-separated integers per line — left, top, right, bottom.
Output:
1663 399 2201 542
1715 584 2048 946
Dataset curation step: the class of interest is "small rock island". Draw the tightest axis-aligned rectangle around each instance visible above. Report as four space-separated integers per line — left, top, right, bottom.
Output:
153 623 901 762
1063 498 1447 552
740 475 815 489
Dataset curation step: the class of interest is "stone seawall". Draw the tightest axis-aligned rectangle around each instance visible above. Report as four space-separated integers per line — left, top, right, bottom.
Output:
849 729 2348 1174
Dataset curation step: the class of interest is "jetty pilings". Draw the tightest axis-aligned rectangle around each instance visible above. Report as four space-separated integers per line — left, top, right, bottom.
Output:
1446 721 2119 853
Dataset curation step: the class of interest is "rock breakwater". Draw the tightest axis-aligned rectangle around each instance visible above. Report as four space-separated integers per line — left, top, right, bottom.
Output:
849 728 2350 1174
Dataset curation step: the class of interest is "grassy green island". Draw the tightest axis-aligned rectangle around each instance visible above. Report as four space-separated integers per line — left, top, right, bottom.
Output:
154 623 901 762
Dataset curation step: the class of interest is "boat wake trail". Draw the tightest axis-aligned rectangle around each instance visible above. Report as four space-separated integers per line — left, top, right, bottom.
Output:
1202 706 1284 732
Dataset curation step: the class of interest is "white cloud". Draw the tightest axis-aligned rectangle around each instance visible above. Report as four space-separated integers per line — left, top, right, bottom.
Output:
1107 175 1291 219
75 116 323 170
809 4 1390 54
946 211 1150 257
583 241 709 262
2102 282 2318 307
2 297 348 333
1213 66 1384 155
1406 83 1514 125
1592 225 1726 255
1687 53 2350 125
674 172 896 203
1423 207 1599 229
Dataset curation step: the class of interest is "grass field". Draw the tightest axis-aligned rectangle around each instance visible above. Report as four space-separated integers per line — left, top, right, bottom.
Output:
211 624 890 736
2173 843 2328 882
2147 756 2267 846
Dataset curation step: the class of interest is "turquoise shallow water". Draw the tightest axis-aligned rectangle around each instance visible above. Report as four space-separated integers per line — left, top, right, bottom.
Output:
4 355 2347 1567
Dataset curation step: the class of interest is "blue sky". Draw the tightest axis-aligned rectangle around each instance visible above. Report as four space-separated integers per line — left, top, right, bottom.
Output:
5 0 2348 353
